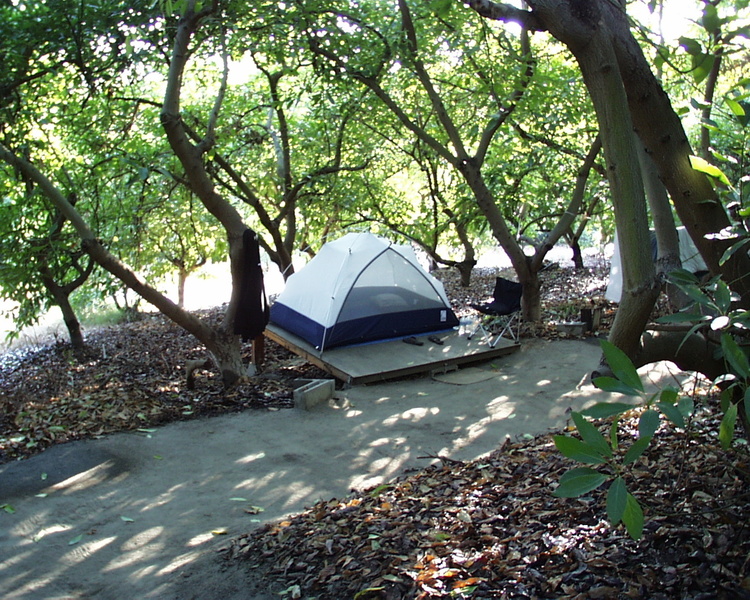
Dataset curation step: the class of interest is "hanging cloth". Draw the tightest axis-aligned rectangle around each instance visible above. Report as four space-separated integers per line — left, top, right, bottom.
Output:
233 228 270 340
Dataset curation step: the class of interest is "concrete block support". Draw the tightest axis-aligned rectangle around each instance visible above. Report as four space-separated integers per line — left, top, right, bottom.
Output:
292 378 335 410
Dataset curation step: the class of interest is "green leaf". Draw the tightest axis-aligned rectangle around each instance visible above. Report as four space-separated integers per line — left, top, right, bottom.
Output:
667 268 700 285
607 477 627 525
1 503 15 514
553 435 607 464
623 493 644 539
692 53 716 85
581 402 634 419
369 484 391 498
679 37 703 56
68 534 83 546
599 340 643 392
354 588 385 600
639 410 660 438
701 3 722 33
690 155 731 186
719 402 738 449
430 0 453 18
571 412 613 458
681 283 715 307
714 280 732 313
721 333 750 378
745 388 750 424
656 312 707 324
553 467 607 498
623 435 653 465
659 388 679 405
658 401 686 429
593 376 642 397
678 396 695 420
726 97 747 118
720 238 750 266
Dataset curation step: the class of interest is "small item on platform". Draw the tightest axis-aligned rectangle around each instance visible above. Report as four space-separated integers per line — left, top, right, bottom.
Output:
428 335 444 345
402 336 424 346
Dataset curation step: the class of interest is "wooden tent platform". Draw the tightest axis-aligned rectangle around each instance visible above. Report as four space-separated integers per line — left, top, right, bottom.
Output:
264 323 520 385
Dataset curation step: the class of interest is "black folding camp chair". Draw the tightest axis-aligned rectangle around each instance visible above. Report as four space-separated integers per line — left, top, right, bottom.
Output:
467 277 522 347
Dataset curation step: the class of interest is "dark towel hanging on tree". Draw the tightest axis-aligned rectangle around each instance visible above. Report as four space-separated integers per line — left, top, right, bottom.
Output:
234 228 270 340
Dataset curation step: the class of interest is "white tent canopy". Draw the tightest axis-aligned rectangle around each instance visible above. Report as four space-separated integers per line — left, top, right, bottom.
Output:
606 226 707 302
270 232 459 351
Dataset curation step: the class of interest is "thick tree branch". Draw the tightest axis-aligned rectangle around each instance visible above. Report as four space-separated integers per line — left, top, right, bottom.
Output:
463 0 544 31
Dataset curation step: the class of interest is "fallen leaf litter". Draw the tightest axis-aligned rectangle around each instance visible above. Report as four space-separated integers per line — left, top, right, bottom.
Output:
1 260 748 598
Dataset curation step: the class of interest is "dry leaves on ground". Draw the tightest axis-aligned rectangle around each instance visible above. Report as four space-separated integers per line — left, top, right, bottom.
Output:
0 309 327 462
226 406 750 599
3 261 749 599
0 262 610 463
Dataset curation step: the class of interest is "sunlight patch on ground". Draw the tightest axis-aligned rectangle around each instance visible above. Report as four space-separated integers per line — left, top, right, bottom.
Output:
235 450 267 465
48 461 120 495
381 406 440 426
29 523 73 543
187 532 216 547
62 536 117 566
158 550 203 574
120 527 165 553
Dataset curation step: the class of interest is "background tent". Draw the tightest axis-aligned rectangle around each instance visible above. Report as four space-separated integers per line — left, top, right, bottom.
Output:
270 232 459 350
606 227 707 302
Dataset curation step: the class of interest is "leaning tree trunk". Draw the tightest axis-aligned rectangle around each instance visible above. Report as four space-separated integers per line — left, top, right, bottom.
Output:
607 6 750 306
572 24 660 358
0 144 248 387
159 0 254 384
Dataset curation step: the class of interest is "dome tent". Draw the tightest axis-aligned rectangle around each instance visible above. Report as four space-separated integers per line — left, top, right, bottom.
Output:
270 232 459 351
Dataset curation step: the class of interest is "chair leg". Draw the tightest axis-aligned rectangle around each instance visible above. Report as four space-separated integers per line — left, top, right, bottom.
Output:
467 320 492 346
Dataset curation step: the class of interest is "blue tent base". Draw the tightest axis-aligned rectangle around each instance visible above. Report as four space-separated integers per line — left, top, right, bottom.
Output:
264 323 520 386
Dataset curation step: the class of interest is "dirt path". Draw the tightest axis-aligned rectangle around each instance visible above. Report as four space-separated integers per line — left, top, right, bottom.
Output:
0 339 680 599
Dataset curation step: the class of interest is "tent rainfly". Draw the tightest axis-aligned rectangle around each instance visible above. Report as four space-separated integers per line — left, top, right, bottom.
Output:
606 226 708 302
270 232 460 351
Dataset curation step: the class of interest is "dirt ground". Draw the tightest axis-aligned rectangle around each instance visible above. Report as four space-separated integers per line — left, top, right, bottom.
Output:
0 338 685 600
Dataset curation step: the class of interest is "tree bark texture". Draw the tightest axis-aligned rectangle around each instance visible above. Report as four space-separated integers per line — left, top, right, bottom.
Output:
0 143 247 387
465 0 750 359
159 1 256 384
570 20 660 358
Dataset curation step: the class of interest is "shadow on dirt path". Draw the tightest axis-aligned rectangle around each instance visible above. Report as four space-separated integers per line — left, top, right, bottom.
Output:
0 339 686 599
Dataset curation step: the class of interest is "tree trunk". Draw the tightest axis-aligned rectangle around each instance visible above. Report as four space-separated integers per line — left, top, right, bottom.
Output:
636 138 690 309
572 23 659 358
456 259 476 287
0 143 248 387
569 237 584 270
458 160 541 321
177 268 188 308
159 1 253 384
50 287 85 350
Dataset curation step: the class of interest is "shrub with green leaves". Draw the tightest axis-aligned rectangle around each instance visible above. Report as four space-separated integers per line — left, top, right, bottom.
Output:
553 340 694 540
660 268 750 448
